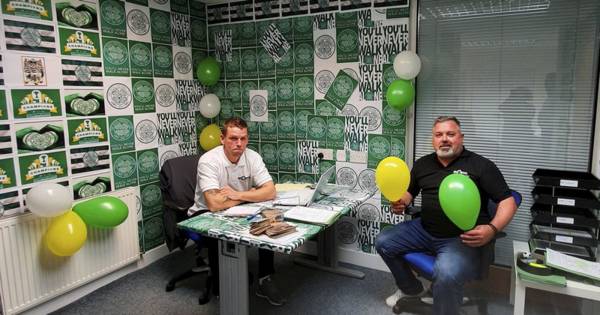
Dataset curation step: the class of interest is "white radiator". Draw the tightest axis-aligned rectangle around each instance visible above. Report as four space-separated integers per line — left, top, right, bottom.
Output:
0 188 140 315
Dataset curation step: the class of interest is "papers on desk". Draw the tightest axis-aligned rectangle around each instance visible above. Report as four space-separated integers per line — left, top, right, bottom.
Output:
545 248 600 281
283 206 340 225
220 204 262 217
273 189 314 206
275 183 312 191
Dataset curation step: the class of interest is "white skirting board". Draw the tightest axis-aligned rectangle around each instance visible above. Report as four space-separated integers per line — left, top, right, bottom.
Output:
0 188 142 315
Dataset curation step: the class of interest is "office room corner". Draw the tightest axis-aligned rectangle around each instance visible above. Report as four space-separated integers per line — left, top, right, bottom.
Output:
1 0 600 314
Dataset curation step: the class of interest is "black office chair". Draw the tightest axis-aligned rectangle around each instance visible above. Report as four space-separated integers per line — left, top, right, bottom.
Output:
395 190 523 314
161 154 213 304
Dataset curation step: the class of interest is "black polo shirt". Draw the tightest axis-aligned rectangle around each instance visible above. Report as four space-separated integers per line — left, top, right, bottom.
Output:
408 148 511 238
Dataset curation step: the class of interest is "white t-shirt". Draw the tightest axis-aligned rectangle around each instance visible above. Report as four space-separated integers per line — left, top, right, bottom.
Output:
189 146 273 215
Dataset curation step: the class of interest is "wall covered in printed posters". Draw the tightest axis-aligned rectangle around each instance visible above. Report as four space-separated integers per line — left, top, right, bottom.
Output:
0 0 411 256
204 0 411 254
0 0 209 253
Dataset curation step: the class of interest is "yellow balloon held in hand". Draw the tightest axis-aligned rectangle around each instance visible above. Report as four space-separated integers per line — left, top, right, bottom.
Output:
199 124 222 151
375 157 411 202
45 211 87 257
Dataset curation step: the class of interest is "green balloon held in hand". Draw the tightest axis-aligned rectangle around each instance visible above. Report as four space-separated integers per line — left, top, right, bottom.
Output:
386 79 415 111
196 57 221 86
73 196 129 228
438 174 481 231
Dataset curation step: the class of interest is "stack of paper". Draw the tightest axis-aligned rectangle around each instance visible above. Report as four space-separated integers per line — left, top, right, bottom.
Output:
273 189 314 206
545 248 600 281
283 206 340 225
275 183 312 191
220 205 262 217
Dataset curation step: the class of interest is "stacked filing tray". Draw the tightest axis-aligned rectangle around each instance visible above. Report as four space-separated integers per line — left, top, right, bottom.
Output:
530 169 600 261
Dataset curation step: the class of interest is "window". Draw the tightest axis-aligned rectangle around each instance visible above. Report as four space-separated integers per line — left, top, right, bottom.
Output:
415 0 600 265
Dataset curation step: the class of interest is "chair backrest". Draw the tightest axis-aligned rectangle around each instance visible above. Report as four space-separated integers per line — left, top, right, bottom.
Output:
160 155 201 251
159 154 201 211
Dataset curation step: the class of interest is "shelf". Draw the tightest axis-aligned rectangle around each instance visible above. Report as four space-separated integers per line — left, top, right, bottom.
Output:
529 238 596 261
530 203 599 229
532 168 600 190
530 223 597 247
531 186 600 209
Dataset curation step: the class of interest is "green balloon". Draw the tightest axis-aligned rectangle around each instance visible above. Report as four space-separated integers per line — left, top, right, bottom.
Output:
196 57 221 86
73 196 129 228
438 174 481 231
386 79 415 111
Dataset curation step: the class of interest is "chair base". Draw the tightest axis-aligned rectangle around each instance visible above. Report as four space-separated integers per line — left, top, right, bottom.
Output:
165 256 213 305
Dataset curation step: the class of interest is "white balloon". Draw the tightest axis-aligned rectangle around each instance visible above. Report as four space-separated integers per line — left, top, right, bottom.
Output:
199 94 221 118
26 183 73 217
393 51 422 80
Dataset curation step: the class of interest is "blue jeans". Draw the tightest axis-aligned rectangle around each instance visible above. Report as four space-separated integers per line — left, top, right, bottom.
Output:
375 218 481 315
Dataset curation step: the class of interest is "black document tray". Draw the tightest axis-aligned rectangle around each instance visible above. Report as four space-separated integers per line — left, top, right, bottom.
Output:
532 169 600 190
531 186 600 209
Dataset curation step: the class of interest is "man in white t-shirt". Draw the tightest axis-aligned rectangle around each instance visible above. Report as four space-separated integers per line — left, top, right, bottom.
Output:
190 117 285 306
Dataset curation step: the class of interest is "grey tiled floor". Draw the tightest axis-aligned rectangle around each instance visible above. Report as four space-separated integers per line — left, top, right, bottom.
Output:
52 246 597 315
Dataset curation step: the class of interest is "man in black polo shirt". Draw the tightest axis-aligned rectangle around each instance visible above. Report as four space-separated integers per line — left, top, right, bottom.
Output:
375 116 517 315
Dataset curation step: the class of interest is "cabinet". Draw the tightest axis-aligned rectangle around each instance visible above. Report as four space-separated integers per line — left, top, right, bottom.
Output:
529 169 600 261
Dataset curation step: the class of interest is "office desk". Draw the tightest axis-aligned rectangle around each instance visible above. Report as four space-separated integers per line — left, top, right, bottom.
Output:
510 240 600 315
178 186 372 315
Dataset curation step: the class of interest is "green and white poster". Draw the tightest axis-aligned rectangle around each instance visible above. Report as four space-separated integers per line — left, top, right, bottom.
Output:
67 117 108 145
19 151 68 184
0 90 7 120
103 37 130 76
11 89 62 119
59 28 102 58
1 0 53 20
112 151 138 189
0 158 17 189
100 0 127 38
109 115 136 153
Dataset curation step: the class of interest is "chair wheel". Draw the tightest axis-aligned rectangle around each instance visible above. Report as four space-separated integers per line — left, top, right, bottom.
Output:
165 282 175 292
198 289 211 305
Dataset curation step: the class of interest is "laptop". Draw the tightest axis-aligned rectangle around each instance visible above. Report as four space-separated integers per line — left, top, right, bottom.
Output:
274 166 336 206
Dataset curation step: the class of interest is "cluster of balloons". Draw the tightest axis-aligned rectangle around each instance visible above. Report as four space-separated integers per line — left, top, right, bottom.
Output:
375 157 411 202
375 157 481 231
27 183 129 257
386 51 422 111
439 174 481 230
196 57 223 152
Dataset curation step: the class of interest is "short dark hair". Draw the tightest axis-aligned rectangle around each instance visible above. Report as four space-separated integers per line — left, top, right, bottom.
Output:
433 116 461 127
221 117 248 136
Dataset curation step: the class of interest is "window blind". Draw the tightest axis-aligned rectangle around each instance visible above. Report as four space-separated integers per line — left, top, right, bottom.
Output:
414 0 600 265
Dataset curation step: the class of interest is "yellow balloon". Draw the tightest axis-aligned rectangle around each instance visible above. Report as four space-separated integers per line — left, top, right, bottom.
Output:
44 211 87 257
199 124 222 151
375 157 411 202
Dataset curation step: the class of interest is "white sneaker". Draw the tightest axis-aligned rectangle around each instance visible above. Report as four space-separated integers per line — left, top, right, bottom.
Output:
385 287 428 308
386 290 402 307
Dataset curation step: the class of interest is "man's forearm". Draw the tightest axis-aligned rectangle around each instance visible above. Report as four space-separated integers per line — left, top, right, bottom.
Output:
239 184 276 203
489 197 517 231
204 189 242 212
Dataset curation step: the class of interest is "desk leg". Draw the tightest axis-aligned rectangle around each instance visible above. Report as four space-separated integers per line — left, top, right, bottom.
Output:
219 240 249 315
512 282 526 315
294 225 365 279
510 263 516 305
